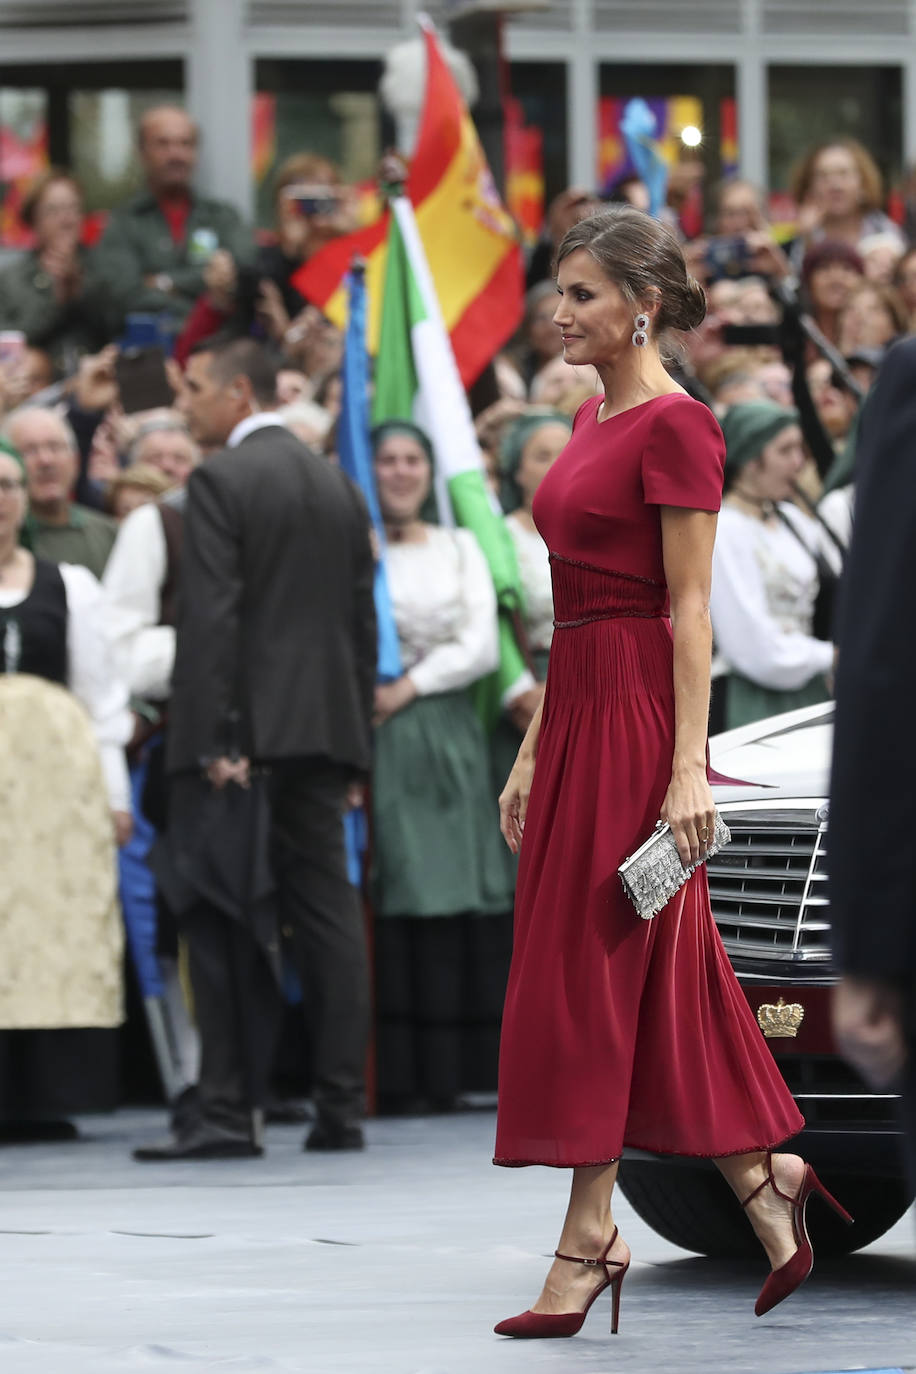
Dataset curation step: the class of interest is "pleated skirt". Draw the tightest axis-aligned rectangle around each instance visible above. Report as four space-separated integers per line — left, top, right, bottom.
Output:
494 614 804 1167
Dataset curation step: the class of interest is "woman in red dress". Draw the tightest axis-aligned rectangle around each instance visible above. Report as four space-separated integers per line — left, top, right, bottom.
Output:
494 207 850 1338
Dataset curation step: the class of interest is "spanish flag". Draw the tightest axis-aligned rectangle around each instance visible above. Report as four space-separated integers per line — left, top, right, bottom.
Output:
292 20 524 388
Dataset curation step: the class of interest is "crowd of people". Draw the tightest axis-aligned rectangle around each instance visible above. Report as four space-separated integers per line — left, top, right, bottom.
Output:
0 101 907 1140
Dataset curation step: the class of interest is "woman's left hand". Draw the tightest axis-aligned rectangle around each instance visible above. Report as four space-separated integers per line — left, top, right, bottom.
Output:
373 676 417 727
660 764 716 868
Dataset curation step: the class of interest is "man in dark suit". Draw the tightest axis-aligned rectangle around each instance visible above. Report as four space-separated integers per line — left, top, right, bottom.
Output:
830 335 916 1186
135 335 376 1160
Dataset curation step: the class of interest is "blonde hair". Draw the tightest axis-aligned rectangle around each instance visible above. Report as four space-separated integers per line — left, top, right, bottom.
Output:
105 463 173 514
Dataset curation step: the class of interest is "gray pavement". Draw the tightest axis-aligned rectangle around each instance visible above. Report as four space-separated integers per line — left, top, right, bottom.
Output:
0 1108 912 1374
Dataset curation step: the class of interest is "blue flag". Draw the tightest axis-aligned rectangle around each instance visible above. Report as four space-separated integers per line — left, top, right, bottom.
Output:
338 261 403 683
620 98 668 220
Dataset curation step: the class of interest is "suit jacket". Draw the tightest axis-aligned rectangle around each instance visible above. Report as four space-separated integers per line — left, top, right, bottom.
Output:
829 336 916 986
167 424 376 776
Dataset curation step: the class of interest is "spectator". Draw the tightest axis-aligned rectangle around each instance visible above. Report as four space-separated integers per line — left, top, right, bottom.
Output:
837 280 908 356
529 353 600 409
176 153 356 364
369 420 511 1115
789 138 905 272
128 414 200 486
97 105 252 326
0 169 119 374
710 402 834 728
135 335 376 1159
687 180 791 287
106 463 173 521
277 307 344 397
0 439 131 1135
715 178 768 236
604 174 650 213
702 350 768 413
277 398 333 447
5 407 116 578
525 186 602 290
893 245 916 330
756 358 792 407
312 367 342 420
729 276 780 324
497 410 570 731
800 241 865 349
859 230 905 286
276 367 311 407
515 281 565 391
806 358 859 449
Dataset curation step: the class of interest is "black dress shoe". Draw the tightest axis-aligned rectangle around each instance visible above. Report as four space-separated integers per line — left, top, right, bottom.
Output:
133 1128 263 1162
304 1121 365 1152
265 1097 310 1125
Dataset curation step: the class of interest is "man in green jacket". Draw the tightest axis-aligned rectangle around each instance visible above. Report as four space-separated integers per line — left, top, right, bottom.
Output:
6 407 116 579
97 106 253 327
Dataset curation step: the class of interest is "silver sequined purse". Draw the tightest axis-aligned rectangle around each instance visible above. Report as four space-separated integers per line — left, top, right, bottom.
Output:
618 815 731 921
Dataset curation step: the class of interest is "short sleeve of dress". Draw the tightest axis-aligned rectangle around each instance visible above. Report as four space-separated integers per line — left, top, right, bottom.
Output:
641 397 725 511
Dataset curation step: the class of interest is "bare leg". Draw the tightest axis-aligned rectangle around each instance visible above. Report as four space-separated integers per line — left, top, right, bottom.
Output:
530 1161 631 1315
716 1150 806 1270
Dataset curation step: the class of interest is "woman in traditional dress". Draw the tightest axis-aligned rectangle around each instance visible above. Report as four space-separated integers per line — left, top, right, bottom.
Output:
494 207 849 1339
710 401 835 729
370 421 513 1113
493 410 570 766
0 440 131 1134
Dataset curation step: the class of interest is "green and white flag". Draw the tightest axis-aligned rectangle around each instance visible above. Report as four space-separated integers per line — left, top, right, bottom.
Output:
372 196 530 722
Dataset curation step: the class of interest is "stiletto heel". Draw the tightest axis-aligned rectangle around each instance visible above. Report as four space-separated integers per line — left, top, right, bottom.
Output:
494 1226 629 1339
741 1151 854 1317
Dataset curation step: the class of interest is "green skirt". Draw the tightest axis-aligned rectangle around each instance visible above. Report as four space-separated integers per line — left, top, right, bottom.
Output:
372 690 514 918
725 671 831 731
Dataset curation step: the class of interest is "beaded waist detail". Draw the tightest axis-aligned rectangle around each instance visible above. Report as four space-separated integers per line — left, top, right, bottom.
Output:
549 551 669 626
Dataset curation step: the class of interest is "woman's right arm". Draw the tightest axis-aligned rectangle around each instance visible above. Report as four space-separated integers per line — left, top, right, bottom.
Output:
499 699 543 853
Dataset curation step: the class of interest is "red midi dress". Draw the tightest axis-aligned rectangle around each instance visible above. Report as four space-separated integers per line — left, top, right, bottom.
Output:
494 393 804 1168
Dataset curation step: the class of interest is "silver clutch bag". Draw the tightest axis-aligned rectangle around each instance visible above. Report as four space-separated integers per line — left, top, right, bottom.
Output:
618 815 731 921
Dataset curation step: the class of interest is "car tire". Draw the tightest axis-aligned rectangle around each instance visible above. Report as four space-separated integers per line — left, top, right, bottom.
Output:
618 1159 913 1258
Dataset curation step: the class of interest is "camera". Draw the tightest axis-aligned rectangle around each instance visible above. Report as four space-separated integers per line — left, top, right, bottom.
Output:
704 235 751 281
282 183 342 218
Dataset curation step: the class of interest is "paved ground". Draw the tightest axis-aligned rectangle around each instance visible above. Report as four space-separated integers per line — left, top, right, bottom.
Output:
0 1108 912 1374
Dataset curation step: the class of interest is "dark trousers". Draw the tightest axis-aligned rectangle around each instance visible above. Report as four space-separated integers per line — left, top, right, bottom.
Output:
373 912 512 1107
186 760 369 1138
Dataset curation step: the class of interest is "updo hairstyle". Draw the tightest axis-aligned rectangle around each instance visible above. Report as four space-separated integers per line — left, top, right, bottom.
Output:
556 205 707 335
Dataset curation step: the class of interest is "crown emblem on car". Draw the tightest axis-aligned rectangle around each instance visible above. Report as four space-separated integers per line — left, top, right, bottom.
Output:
757 998 805 1038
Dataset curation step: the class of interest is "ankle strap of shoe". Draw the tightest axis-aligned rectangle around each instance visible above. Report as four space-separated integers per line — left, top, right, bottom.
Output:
555 1226 624 1270
740 1150 775 1209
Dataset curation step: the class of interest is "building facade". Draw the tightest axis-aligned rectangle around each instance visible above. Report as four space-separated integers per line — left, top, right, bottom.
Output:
0 0 913 237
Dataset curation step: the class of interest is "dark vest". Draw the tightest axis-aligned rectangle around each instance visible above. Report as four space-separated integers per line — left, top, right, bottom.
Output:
0 558 67 683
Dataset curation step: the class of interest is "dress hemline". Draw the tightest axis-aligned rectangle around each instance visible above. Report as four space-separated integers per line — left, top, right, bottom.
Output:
492 1126 804 1169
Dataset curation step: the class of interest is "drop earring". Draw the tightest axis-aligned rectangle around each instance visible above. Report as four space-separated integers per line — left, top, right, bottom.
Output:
632 313 650 348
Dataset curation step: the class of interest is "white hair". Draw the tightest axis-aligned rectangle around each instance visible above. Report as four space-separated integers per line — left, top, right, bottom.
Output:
3 404 78 454
278 399 333 440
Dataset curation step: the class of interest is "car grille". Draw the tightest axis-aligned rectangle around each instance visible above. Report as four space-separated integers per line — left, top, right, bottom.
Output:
777 1055 899 1127
707 810 830 962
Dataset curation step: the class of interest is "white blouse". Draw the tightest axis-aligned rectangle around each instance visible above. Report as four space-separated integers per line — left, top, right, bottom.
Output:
818 485 854 576
102 500 174 701
710 503 835 692
0 563 132 811
385 525 499 697
506 512 554 655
